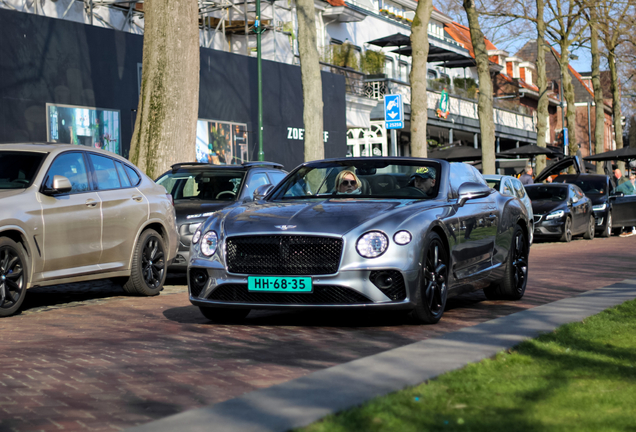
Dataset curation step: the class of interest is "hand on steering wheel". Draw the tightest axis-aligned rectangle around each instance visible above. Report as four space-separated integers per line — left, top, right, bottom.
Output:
216 191 236 200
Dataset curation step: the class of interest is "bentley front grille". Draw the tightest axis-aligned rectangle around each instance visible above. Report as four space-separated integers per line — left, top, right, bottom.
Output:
207 284 372 304
226 235 343 275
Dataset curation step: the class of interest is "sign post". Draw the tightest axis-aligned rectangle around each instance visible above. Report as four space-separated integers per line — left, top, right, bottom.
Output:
384 94 403 157
563 128 569 156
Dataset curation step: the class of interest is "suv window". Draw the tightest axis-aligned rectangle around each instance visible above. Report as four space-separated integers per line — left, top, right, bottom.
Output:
89 154 121 190
268 171 287 185
125 165 141 186
511 178 527 199
0 151 46 189
502 179 515 196
244 172 271 199
157 169 246 201
44 152 90 193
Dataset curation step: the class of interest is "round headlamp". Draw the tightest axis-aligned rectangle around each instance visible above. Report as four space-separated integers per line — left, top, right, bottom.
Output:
356 231 389 258
393 230 412 245
200 231 218 256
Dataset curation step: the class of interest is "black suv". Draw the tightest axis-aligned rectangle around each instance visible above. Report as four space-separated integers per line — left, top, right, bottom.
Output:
535 156 636 237
156 162 288 270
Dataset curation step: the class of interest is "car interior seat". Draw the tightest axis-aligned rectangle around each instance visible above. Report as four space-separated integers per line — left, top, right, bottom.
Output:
367 174 397 195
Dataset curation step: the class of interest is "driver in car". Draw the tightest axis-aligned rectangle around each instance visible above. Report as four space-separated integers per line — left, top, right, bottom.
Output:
409 167 436 196
335 170 362 195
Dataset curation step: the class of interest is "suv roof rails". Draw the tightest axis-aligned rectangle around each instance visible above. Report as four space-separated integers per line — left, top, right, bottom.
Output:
242 161 285 169
170 162 235 171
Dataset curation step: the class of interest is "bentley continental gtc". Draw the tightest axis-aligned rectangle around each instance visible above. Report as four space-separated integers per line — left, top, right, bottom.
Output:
187 158 531 324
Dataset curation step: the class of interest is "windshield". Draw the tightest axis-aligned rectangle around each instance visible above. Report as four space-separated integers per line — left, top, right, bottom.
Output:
156 169 245 201
526 185 568 202
268 160 441 200
553 176 607 195
0 151 47 189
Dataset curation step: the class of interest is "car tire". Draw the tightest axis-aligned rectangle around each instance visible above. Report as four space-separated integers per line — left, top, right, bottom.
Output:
122 229 167 296
560 217 572 243
584 215 595 240
199 307 250 323
484 225 528 301
0 238 28 318
600 212 612 238
408 232 448 325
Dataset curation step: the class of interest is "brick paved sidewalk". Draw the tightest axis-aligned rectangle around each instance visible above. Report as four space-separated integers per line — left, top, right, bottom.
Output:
0 237 635 431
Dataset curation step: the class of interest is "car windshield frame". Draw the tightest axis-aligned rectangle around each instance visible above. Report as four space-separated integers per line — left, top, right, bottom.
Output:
156 169 247 202
526 185 569 202
0 150 48 190
267 159 442 201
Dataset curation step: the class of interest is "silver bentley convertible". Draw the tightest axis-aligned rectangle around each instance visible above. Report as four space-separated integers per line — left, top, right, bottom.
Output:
187 158 531 324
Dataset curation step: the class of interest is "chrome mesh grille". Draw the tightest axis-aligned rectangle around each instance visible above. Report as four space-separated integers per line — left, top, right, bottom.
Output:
226 235 343 275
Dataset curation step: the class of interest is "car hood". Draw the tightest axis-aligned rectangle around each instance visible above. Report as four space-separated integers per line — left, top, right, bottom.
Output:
175 200 235 223
531 200 566 215
219 199 426 236
0 189 26 200
585 194 607 206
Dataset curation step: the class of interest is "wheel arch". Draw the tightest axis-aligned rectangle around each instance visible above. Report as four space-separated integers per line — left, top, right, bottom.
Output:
0 227 34 259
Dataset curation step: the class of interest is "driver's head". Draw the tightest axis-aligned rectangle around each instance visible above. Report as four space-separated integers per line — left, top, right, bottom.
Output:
614 169 622 179
410 166 436 193
336 170 361 194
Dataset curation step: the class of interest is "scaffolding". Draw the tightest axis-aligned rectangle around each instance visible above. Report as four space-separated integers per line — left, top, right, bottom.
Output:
0 0 296 63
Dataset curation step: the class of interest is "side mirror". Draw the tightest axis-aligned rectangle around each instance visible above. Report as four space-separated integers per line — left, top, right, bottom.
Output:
458 182 491 207
44 175 72 195
253 184 274 201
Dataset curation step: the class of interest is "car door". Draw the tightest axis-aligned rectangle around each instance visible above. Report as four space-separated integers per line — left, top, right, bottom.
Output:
88 154 148 270
39 151 102 277
610 188 636 228
569 186 587 233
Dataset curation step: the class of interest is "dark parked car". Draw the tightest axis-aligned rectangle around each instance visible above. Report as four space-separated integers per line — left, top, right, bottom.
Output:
156 162 287 271
535 156 636 237
187 158 531 325
526 183 594 242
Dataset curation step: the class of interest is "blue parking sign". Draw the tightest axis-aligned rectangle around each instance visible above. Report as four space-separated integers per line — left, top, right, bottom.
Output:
384 94 403 129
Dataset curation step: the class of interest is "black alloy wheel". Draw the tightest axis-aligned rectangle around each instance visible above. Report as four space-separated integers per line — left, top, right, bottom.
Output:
409 233 448 324
584 215 595 240
560 217 573 243
0 238 27 317
122 229 167 296
484 225 528 300
600 212 612 238
142 236 165 290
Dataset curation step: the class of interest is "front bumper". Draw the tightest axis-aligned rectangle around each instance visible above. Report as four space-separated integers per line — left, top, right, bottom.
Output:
187 259 419 310
533 216 565 237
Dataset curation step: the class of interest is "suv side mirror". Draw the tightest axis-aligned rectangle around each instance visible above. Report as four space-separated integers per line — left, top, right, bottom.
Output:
253 184 274 201
43 175 73 195
458 182 491 207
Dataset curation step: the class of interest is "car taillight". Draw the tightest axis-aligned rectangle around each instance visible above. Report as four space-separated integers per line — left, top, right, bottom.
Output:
166 193 174 206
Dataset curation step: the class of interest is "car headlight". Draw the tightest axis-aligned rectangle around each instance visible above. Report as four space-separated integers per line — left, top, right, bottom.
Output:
393 230 412 245
192 229 202 244
200 231 218 256
185 222 201 234
592 203 607 212
545 210 565 220
356 231 389 258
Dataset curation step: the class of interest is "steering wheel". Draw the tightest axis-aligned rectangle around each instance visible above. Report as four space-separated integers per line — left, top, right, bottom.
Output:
216 191 236 200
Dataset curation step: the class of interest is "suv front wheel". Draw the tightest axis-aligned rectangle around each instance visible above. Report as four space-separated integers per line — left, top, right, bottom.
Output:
0 237 28 317
123 229 167 296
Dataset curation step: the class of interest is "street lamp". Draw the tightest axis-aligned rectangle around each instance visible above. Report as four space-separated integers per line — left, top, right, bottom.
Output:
254 0 265 161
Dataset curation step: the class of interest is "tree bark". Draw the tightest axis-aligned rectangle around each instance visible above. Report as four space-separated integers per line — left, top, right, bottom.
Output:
589 7 605 173
296 0 324 162
558 43 578 158
535 0 549 176
409 0 434 158
463 0 495 174
129 0 200 179
608 48 624 171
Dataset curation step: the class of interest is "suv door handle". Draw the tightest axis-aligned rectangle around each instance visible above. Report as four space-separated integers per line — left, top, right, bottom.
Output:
132 195 143 202
85 199 97 207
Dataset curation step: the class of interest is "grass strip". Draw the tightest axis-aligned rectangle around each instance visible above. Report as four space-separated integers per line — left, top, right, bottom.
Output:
296 299 636 432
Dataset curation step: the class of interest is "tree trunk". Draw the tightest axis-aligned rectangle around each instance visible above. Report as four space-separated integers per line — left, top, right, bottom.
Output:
409 0 434 158
129 0 200 179
559 43 578 159
608 48 624 172
589 8 605 174
296 0 324 162
463 0 495 174
535 0 549 176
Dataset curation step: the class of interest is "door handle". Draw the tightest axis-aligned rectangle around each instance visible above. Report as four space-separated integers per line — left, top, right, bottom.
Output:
85 199 97 207
132 195 143 202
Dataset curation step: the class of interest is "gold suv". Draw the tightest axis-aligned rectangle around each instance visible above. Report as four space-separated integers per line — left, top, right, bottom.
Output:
0 143 178 317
